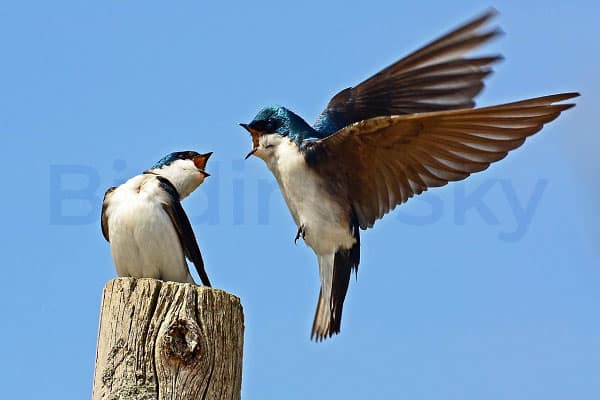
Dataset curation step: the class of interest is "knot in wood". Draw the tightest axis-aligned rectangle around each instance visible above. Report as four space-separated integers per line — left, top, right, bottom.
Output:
163 318 201 363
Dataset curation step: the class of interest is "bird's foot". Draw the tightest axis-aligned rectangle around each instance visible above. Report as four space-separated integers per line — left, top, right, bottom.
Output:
294 225 306 244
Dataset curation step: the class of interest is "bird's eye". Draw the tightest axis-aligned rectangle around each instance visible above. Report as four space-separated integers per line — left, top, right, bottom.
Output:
265 144 274 149
252 120 267 131
265 119 278 132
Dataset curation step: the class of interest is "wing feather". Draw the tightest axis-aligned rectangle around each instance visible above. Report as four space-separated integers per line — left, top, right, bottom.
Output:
306 93 579 229
313 10 502 135
156 177 212 287
101 187 116 242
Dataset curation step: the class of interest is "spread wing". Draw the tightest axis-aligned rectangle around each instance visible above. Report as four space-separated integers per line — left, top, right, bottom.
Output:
101 187 116 242
156 176 212 287
305 93 579 229
313 9 502 135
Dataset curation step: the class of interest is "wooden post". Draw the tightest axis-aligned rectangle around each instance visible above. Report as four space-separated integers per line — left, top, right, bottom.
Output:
92 278 244 400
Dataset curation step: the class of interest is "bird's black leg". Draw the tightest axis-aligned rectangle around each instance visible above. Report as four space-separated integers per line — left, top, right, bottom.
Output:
294 224 306 244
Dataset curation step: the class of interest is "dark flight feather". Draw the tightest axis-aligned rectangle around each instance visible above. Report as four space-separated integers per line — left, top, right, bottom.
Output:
307 92 579 229
156 176 212 287
101 187 116 242
313 9 502 135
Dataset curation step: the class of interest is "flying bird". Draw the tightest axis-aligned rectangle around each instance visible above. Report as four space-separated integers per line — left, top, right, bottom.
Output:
102 151 212 286
241 10 578 341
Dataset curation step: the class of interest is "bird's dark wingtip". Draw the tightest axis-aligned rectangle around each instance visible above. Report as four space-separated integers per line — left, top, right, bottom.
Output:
490 27 505 38
480 7 499 20
550 92 581 103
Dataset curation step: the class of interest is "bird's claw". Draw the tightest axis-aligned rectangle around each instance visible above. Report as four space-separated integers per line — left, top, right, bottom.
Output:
294 225 306 244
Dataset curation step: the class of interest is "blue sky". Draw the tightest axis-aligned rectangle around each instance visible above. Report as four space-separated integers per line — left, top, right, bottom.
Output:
1 1 598 399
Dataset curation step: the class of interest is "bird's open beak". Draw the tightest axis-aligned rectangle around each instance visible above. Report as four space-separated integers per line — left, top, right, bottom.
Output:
240 123 261 159
244 149 255 160
193 152 212 177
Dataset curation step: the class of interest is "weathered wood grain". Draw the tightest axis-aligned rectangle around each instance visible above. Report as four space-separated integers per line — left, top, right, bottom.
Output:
93 278 243 400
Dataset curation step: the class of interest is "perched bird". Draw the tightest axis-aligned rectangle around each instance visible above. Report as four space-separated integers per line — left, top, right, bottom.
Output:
101 151 212 286
241 10 578 341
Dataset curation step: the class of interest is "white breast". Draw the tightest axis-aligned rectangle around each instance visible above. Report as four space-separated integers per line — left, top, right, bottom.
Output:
265 139 355 255
105 175 195 283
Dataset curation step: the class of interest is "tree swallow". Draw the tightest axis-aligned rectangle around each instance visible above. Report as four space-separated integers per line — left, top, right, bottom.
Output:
241 11 578 341
101 151 212 286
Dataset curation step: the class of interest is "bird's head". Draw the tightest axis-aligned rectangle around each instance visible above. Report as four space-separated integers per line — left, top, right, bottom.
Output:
240 105 314 160
147 151 212 199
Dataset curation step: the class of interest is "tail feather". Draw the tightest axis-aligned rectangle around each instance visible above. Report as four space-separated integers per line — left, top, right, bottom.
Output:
311 216 360 341
311 288 331 341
